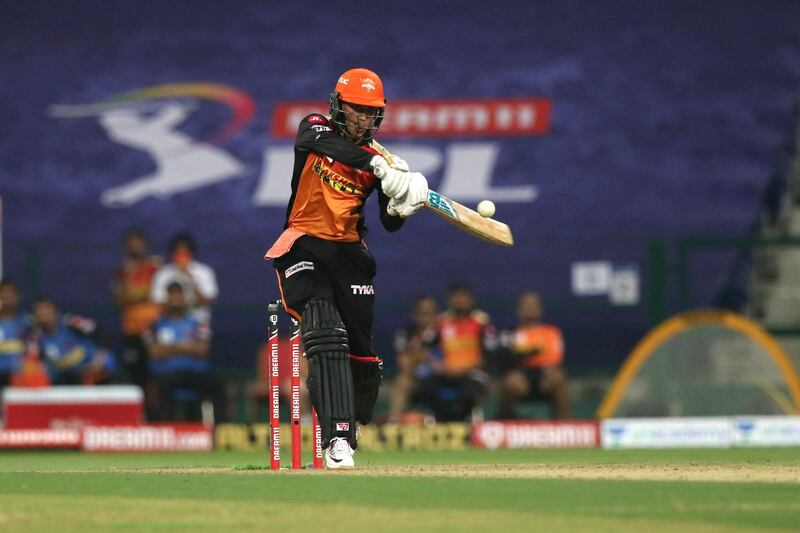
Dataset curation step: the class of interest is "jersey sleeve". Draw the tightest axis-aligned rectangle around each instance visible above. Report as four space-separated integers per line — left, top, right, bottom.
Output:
377 186 405 232
195 319 212 341
65 314 97 338
482 322 500 354
142 325 156 345
525 326 565 368
294 114 375 170
393 328 410 353
193 263 219 300
150 268 169 303
540 327 565 367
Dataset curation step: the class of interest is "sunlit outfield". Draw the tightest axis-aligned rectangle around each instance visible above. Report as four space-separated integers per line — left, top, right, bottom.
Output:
0 448 798 532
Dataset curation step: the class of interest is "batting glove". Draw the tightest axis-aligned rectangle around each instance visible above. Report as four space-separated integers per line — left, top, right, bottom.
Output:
386 172 428 218
371 155 411 199
389 155 410 172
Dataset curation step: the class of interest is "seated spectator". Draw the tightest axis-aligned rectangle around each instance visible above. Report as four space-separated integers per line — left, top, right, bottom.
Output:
405 284 494 422
110 228 162 391
0 279 29 387
498 291 569 419
144 282 222 422
150 233 218 322
31 297 116 385
387 295 441 423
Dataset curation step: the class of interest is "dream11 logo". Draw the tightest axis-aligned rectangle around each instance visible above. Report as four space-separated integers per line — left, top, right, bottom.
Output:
256 98 549 206
49 83 551 207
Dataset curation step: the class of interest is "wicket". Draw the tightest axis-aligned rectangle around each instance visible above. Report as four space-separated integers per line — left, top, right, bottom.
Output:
267 300 323 469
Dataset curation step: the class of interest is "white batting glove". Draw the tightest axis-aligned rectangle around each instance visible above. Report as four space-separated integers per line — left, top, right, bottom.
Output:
389 156 410 172
371 155 411 199
386 197 400 217
387 196 423 218
369 154 410 174
382 168 411 199
386 172 428 218
370 155 390 178
406 171 428 205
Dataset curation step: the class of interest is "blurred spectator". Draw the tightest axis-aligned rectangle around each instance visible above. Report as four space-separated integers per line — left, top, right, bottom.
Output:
110 228 162 390
31 297 116 385
387 295 441 423
498 291 569 419
144 282 222 422
0 279 29 387
397 284 494 422
150 233 218 321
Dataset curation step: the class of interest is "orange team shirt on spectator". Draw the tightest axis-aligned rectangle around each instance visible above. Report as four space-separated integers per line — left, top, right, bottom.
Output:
438 310 490 374
117 259 161 335
513 324 564 368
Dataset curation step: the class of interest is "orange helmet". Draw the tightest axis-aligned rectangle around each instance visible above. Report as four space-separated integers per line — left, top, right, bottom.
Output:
329 67 386 142
333 68 386 107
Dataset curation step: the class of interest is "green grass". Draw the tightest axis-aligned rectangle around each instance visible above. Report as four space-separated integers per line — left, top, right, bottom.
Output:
1 446 798 470
0 448 798 532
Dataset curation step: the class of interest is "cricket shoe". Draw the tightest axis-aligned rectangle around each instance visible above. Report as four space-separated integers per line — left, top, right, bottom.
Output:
325 437 355 469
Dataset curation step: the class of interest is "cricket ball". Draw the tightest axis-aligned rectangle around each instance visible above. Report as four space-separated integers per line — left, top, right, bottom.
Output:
477 200 496 218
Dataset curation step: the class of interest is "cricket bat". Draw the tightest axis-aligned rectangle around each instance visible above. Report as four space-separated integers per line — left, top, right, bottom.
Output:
370 140 514 247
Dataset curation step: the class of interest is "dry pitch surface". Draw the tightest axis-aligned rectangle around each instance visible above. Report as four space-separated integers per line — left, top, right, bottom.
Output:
319 462 800 482
74 462 800 483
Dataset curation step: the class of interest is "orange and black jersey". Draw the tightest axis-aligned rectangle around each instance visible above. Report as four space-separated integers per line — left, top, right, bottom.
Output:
283 114 403 243
510 323 564 369
438 310 496 375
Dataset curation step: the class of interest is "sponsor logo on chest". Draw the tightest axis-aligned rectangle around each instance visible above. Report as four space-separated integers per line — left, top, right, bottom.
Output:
310 155 367 197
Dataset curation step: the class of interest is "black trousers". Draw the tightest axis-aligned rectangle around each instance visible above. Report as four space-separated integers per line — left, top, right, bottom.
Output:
120 334 150 389
414 372 489 422
274 235 377 356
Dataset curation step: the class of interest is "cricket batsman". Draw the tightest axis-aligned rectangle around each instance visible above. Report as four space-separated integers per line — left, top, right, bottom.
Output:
265 68 428 468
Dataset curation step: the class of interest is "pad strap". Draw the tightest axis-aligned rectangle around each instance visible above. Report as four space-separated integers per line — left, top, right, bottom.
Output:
351 357 382 425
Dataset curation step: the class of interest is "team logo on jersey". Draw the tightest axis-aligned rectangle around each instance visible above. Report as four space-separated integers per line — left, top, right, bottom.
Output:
351 284 374 295
336 423 350 431
310 156 365 197
307 115 326 124
285 261 314 278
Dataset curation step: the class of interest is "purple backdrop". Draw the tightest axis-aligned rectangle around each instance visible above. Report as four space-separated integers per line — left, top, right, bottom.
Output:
1 1 799 371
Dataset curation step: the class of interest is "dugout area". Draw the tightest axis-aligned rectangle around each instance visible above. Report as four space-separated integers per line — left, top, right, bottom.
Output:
598 309 800 419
